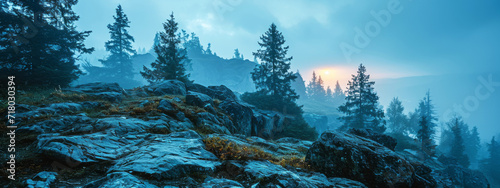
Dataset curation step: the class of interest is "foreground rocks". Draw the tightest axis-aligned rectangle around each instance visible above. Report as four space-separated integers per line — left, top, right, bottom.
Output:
108 131 221 180
4 81 490 188
306 130 414 187
145 80 187 96
65 82 126 103
307 130 491 188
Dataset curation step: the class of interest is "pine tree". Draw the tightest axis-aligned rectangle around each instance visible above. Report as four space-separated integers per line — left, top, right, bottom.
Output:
418 91 438 131
234 48 242 59
141 13 191 83
417 116 435 159
449 117 470 167
149 32 161 54
338 64 386 132
468 126 481 166
0 0 93 87
317 76 326 98
478 137 500 185
306 71 326 100
406 109 421 135
205 43 212 55
387 97 408 134
183 32 203 56
99 5 136 80
243 24 316 140
307 71 318 97
333 80 344 98
485 137 500 171
326 86 333 100
251 23 298 103
332 80 345 105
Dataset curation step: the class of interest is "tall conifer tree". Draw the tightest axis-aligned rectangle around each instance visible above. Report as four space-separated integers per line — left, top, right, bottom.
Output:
100 5 136 80
338 64 386 132
449 117 470 167
251 23 297 102
141 13 191 83
0 0 93 87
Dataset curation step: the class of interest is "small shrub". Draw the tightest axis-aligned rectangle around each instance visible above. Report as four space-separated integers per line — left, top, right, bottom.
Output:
274 155 310 169
203 137 276 161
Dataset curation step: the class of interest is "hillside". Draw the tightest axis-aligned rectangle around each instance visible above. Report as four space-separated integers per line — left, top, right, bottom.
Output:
0 81 490 187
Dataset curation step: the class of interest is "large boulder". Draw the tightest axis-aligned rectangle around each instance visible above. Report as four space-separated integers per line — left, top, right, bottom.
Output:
66 82 126 103
146 80 187 96
186 91 216 113
109 130 221 180
186 91 214 107
306 130 414 187
347 128 397 151
218 160 366 188
252 110 291 139
187 83 237 101
37 132 150 163
207 85 237 101
196 112 232 134
87 92 123 103
219 101 254 136
157 99 176 114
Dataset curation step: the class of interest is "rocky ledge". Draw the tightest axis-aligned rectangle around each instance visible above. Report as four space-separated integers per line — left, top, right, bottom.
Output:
0 81 490 188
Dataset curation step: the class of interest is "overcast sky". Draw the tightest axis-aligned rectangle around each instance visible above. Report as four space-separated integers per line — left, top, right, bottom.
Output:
74 0 499 86
73 0 500 141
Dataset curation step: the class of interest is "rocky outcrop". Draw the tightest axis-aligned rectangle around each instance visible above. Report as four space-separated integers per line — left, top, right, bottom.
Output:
186 91 216 113
16 102 86 120
219 100 254 136
306 130 414 187
252 110 293 139
187 83 237 101
145 80 187 96
109 130 221 180
65 82 126 103
347 128 397 151
217 160 367 187
9 81 490 188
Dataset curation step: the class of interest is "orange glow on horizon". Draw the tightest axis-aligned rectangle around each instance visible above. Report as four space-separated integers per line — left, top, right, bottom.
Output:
303 66 356 90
